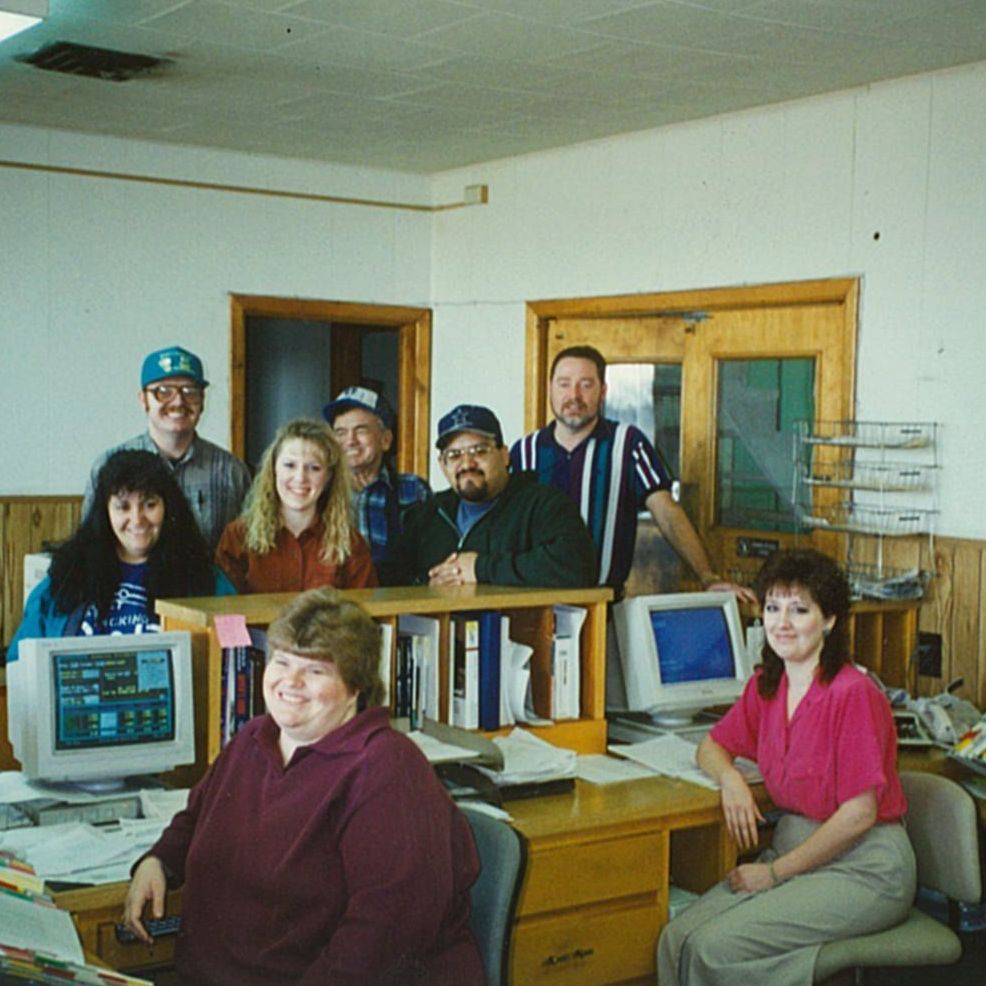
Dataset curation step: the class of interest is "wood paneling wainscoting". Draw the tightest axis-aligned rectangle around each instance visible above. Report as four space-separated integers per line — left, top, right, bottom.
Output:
1 495 83 652
852 536 986 708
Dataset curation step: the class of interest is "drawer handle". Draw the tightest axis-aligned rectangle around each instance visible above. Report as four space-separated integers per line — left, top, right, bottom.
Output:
543 953 571 967
542 947 595 966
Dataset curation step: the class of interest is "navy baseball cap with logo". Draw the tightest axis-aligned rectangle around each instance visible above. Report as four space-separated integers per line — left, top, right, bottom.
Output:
323 385 396 431
436 404 504 450
141 346 209 388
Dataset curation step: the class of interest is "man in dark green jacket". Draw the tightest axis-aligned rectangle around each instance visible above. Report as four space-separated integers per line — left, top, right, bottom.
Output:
379 405 596 588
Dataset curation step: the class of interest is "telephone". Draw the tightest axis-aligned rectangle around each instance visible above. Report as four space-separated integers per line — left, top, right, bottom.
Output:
911 680 982 746
892 710 935 748
914 701 962 745
866 669 982 748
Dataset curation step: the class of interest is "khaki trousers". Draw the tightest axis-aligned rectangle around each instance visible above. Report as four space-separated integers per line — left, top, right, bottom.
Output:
656 814 916 986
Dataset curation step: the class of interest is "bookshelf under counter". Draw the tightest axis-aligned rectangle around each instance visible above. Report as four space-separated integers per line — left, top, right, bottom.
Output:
155 584 613 783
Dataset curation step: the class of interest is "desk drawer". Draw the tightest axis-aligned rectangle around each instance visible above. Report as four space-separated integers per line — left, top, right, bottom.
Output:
512 900 662 984
518 830 666 916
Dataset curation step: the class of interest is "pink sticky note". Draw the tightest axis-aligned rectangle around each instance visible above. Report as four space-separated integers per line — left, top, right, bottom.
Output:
214 613 253 649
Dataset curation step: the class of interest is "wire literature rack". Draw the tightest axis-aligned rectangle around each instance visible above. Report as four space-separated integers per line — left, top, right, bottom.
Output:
794 420 940 600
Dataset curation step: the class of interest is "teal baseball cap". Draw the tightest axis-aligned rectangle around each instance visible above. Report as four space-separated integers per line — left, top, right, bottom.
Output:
140 346 209 388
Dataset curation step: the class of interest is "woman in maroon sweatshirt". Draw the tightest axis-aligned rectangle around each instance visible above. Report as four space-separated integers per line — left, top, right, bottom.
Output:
123 587 483 986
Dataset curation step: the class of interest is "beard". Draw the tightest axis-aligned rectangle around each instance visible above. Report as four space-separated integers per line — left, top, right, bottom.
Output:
455 470 489 502
553 399 599 430
555 410 596 429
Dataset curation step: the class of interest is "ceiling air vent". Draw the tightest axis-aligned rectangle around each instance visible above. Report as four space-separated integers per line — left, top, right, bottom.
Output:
17 41 169 82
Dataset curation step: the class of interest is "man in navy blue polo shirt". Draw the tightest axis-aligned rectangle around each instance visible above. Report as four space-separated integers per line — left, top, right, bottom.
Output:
511 345 754 602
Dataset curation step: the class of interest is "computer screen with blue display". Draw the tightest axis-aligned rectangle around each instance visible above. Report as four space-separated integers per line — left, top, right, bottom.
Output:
613 591 752 727
52 647 176 752
7 632 195 791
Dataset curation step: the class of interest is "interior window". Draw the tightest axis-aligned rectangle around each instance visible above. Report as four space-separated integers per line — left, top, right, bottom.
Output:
715 358 814 533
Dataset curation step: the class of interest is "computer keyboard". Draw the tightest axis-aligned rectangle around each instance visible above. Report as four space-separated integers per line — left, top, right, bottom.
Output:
607 714 715 746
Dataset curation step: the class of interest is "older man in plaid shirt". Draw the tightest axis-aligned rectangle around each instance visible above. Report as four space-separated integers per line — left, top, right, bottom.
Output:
324 385 431 568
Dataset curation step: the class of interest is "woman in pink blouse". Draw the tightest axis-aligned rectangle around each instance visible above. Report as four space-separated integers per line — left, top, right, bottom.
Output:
658 548 916 986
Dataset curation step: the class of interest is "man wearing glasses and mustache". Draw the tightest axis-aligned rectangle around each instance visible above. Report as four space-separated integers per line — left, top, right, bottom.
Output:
83 345 251 553
379 404 595 588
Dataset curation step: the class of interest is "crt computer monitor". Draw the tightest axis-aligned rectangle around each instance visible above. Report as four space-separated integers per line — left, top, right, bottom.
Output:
7 632 195 792
612 591 752 728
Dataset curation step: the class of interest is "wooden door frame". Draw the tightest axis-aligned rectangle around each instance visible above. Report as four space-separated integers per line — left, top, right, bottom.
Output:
524 278 859 567
230 295 432 476
524 278 858 431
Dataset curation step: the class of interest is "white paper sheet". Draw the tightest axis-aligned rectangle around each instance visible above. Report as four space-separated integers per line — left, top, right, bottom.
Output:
575 753 659 785
477 728 576 785
407 731 480 764
0 892 85 963
608 734 762 789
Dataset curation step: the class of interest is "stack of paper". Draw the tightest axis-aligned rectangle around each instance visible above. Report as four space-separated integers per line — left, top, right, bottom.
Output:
0 817 173 886
476 729 576 786
0 848 153 985
1 849 45 895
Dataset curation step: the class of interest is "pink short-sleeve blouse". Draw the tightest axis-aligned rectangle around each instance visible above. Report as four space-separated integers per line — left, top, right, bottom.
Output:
709 664 906 822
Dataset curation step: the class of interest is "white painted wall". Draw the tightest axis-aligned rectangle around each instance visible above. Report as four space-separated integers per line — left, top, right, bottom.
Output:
430 61 986 540
0 124 431 494
3 61 985 539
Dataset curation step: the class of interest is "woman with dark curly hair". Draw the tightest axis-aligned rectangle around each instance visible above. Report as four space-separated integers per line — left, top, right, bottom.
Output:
216 419 376 593
657 548 916 986
6 450 234 660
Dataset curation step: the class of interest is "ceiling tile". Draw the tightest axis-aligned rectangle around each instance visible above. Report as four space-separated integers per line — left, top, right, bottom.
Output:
1 0 984 173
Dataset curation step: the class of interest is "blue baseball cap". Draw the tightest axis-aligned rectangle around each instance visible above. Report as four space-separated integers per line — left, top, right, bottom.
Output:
141 346 208 388
436 404 503 450
323 385 396 431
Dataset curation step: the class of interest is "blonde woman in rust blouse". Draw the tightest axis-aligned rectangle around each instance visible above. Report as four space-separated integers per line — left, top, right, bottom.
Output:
216 419 376 593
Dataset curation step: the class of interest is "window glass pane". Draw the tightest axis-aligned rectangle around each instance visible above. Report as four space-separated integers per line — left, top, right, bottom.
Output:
606 363 681 476
716 358 813 532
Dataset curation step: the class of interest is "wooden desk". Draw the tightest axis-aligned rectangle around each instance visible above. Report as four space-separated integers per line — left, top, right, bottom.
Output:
506 776 755 985
51 775 753 984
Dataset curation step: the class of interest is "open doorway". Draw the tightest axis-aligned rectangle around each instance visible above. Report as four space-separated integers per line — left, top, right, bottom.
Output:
241 317 399 472
230 295 431 477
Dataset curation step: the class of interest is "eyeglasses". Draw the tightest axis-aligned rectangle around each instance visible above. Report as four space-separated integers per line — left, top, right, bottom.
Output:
145 384 204 404
440 443 495 464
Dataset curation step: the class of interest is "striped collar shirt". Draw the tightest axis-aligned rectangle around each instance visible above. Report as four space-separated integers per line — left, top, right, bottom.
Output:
510 418 671 589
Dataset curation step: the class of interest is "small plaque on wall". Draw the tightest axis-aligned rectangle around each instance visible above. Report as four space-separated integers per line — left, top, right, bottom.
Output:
735 537 780 559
